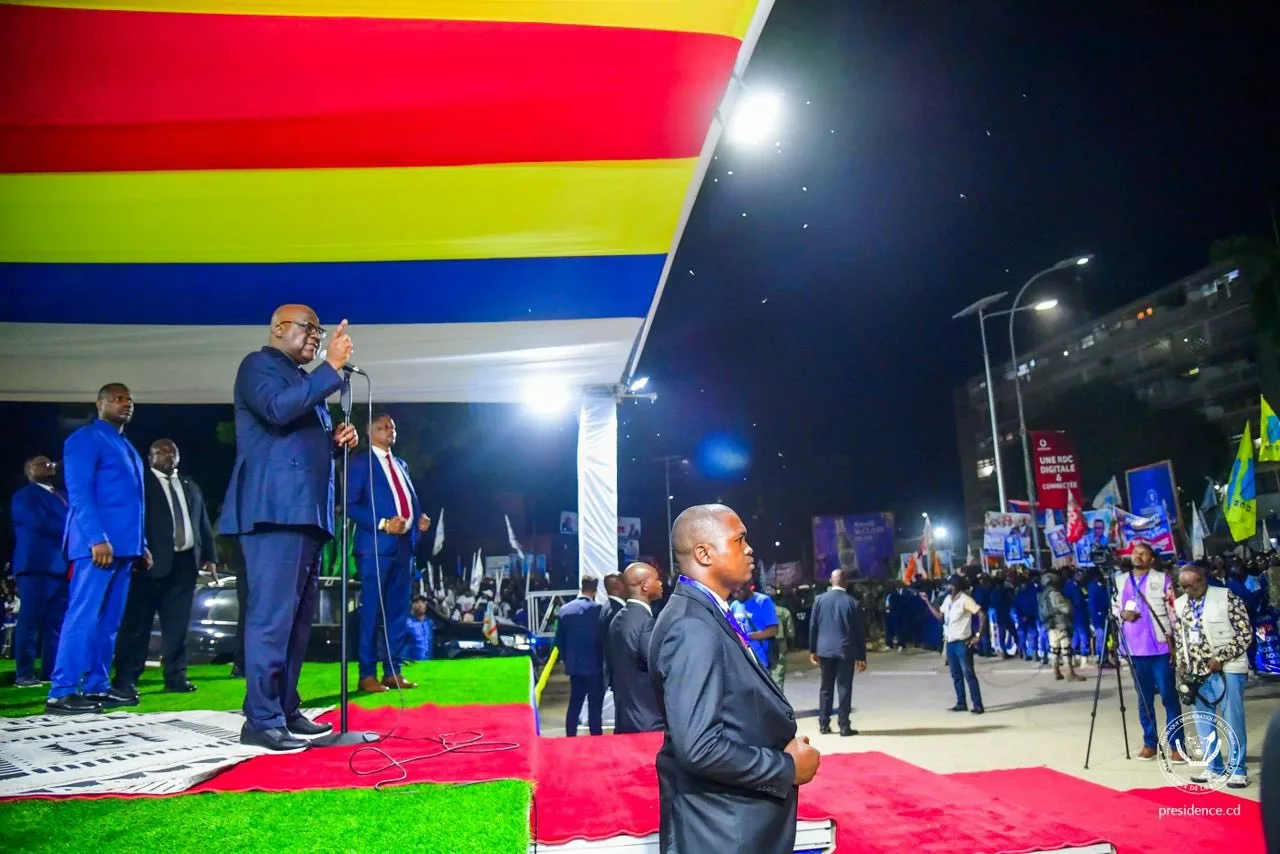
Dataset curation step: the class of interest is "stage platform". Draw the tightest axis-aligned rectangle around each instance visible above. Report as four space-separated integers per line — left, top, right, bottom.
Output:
0 658 1266 854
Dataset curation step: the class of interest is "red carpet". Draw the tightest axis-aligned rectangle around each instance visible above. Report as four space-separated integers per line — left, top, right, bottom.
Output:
801 753 1108 854
191 703 536 794
951 767 1267 854
533 737 1109 854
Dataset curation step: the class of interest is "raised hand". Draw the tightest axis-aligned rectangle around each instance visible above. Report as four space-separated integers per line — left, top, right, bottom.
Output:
325 319 353 371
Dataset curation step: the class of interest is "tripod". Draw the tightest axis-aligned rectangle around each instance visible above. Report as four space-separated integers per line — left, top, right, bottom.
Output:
313 372 380 748
1083 569 1162 768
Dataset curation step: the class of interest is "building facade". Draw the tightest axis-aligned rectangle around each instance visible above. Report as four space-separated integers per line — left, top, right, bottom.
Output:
955 257 1277 544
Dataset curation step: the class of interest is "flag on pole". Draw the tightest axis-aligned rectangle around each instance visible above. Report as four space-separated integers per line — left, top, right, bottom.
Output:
425 560 435 595
482 596 500 645
1262 396 1280 462
1200 478 1218 514
903 554 918 585
1092 476 1122 510
1065 489 1087 544
432 507 445 556
1190 504 1208 560
470 550 485 593
505 514 525 560
919 514 934 556
1225 423 1257 543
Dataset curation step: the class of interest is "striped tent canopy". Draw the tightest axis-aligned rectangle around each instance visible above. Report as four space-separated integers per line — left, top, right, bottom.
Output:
0 0 772 403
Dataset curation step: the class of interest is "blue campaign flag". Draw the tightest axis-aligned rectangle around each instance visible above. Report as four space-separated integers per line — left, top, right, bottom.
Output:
1125 461 1182 532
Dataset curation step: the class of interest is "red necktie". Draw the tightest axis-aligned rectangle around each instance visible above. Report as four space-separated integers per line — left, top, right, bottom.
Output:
385 456 411 519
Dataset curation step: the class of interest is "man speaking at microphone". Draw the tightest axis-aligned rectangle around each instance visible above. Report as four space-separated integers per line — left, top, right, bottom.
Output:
220 305 358 751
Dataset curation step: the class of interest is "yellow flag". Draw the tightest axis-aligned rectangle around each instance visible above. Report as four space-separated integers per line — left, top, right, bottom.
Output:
1261 396 1280 462
1225 423 1257 542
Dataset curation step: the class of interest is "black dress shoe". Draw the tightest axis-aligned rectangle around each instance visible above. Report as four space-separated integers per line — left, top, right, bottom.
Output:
111 684 140 701
164 681 198 693
45 695 103 715
240 724 309 752
286 715 334 736
949 704 968 712
230 664 245 678
970 707 985 715
818 724 833 735
85 689 140 709
840 728 858 737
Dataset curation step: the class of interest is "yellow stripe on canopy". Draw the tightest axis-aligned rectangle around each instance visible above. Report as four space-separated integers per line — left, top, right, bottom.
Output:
0 0 759 38
0 159 695 264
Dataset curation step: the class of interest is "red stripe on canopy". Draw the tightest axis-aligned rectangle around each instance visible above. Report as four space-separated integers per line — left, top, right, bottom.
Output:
0 5 740 172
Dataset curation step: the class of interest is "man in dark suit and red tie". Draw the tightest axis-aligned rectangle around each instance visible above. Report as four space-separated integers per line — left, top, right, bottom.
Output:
649 504 820 854
113 438 218 697
10 455 70 688
46 384 151 715
219 305 358 751
346 413 430 693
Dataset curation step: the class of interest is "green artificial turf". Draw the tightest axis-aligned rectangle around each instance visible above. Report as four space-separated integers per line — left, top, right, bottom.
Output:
0 780 532 853
0 656 531 718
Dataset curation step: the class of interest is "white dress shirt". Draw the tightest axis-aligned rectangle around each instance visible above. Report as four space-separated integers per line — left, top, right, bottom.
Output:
151 467 194 552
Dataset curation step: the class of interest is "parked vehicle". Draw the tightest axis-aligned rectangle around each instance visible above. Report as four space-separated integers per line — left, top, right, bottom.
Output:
148 578 537 664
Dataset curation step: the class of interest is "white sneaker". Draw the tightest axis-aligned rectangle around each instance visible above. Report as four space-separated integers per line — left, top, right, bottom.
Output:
1190 770 1224 784
1227 774 1250 789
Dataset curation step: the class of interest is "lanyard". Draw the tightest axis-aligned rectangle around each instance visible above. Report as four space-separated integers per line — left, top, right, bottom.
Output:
679 576 753 650
1188 595 1205 628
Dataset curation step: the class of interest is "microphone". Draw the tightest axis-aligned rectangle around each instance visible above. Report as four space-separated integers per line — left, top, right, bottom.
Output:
317 349 367 375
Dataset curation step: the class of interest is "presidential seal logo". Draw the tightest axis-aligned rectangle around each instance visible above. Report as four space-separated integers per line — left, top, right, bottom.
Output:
1158 710 1240 793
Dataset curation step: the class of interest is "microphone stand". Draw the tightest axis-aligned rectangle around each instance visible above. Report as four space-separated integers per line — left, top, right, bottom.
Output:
314 370 379 747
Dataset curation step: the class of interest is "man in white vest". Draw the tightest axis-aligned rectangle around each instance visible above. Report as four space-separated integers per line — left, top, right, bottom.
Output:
1113 543 1185 762
1174 562 1252 788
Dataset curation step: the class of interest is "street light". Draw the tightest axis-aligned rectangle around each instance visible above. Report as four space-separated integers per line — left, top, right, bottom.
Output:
725 87 782 147
1033 299 1059 311
953 292 1011 511
934 526 949 543
1008 254 1092 568
653 455 688 575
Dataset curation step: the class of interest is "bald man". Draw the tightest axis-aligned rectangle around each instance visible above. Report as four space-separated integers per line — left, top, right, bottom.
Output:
219 305 358 751
649 504 819 854
606 562 665 733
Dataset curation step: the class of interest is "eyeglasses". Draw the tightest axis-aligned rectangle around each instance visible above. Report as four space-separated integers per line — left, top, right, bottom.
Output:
281 320 327 339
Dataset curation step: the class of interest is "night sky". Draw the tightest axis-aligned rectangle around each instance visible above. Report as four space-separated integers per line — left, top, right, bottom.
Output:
2 1 1277 568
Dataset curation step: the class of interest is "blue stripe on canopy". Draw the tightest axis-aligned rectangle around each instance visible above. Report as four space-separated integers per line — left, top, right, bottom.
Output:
0 255 665 325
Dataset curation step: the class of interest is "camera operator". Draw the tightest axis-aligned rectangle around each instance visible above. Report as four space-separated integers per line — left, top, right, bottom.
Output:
1113 542 1186 762
1173 562 1252 788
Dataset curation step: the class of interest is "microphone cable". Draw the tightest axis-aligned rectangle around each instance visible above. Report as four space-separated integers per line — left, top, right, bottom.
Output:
340 370 524 792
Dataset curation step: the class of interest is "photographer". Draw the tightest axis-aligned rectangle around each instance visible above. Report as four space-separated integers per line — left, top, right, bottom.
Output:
1173 563 1252 788
1112 543 1185 762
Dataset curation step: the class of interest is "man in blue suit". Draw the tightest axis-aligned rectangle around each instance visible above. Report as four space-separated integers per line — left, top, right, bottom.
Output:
10 455 70 688
346 413 431 693
219 305 358 751
46 384 150 715
554 576 605 736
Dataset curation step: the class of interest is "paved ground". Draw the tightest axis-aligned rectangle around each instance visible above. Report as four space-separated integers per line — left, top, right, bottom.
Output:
537 647 1277 800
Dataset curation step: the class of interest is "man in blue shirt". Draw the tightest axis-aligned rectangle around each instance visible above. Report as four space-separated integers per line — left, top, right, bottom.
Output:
402 596 434 661
730 584 779 670
1065 569 1090 659
1086 570 1110 665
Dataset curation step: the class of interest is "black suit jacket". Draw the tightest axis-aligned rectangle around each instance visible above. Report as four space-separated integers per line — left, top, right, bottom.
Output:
145 472 216 579
649 583 798 854
607 602 662 734
808 588 867 660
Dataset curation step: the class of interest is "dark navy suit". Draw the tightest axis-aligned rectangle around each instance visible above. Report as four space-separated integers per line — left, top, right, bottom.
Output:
554 594 605 736
219 347 343 730
10 482 70 682
49 419 146 700
346 448 421 680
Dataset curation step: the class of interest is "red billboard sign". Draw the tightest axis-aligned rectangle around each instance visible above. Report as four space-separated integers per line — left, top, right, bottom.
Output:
1032 430 1083 512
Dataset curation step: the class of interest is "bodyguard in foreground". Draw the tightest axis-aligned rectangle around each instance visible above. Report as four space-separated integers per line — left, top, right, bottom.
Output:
649 504 820 854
